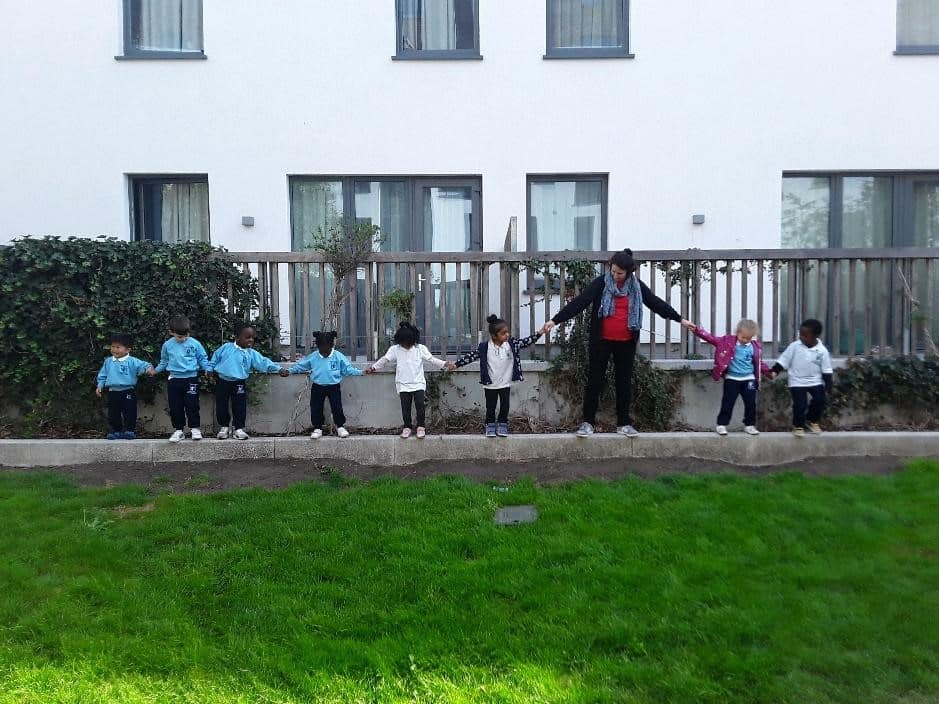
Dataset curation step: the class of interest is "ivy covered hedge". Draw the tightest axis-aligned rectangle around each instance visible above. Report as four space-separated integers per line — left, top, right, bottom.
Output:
0 238 275 436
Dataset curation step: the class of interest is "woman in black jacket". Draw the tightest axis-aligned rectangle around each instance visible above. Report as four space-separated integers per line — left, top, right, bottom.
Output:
542 249 696 437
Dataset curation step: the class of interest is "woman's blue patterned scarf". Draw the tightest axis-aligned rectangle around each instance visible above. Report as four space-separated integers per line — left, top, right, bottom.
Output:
599 271 643 331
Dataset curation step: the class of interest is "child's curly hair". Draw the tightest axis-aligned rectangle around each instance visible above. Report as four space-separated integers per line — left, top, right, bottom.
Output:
393 322 420 347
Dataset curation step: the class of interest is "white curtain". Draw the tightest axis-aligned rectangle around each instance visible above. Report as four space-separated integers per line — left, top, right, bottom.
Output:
400 0 458 50
136 0 203 51
159 182 209 243
551 0 622 49
898 0 939 46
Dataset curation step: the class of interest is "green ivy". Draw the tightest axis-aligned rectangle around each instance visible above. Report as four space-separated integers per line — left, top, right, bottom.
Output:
0 237 275 436
828 356 939 413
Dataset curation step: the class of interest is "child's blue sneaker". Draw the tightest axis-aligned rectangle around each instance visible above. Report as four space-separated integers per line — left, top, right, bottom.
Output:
485 423 497 438
496 423 509 437
105 432 120 440
122 431 136 440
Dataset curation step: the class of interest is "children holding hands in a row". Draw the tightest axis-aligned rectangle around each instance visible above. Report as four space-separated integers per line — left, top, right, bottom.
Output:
97 312 834 441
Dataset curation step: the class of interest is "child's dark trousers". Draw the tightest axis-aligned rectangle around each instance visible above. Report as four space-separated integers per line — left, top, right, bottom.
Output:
399 390 426 429
311 383 345 429
107 389 137 433
215 379 248 429
485 387 510 424
790 385 827 428
717 378 757 426
167 377 201 430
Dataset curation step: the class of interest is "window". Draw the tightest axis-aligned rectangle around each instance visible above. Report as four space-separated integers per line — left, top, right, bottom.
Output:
131 176 209 242
897 0 939 54
120 0 205 59
782 172 939 248
527 175 607 250
545 0 631 59
290 176 482 353
781 172 939 354
395 0 481 59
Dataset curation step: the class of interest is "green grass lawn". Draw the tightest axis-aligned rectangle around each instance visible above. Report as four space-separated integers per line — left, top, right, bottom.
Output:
1 463 938 703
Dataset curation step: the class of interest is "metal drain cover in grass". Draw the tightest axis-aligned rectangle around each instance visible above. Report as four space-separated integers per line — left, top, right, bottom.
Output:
494 505 539 525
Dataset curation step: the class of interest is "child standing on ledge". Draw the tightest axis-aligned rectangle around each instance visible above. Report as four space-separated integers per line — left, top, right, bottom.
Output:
365 322 454 439
693 319 774 436
288 331 362 439
772 318 834 437
154 315 210 443
452 314 542 438
95 333 155 439
207 322 288 440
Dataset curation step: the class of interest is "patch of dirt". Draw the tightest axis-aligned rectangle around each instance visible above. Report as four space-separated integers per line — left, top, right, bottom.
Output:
1 455 927 495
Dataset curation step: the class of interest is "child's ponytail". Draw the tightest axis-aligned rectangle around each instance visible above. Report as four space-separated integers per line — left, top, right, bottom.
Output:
486 314 509 336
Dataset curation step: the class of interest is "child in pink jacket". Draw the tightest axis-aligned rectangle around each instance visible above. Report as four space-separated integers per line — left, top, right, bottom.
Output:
694 319 774 436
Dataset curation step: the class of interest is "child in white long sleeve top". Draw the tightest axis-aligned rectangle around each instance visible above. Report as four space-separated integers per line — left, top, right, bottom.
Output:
771 318 834 437
365 322 453 438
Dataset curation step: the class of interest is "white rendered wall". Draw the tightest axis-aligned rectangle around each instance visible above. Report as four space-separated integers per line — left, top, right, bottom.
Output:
2 0 938 252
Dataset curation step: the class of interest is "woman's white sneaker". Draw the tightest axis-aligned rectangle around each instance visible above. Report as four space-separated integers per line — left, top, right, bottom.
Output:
743 425 760 435
715 425 728 436
169 430 185 443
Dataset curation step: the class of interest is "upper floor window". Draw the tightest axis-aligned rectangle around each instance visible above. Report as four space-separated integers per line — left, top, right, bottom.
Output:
121 0 205 59
527 175 607 250
545 0 631 59
897 0 939 54
395 0 481 60
131 176 210 243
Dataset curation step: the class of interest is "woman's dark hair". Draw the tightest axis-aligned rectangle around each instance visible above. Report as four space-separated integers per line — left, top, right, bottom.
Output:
168 315 191 335
393 321 420 347
609 248 637 274
486 314 509 336
110 333 133 348
800 318 823 336
312 330 337 347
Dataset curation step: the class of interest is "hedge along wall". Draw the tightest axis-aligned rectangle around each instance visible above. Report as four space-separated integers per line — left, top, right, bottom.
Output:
0 238 275 436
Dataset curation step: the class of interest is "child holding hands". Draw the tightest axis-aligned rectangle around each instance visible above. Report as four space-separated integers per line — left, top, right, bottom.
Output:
365 322 454 438
288 331 362 438
154 315 211 442
95 333 155 439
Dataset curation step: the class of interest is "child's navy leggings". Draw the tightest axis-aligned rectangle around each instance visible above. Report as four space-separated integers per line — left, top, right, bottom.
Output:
167 377 201 430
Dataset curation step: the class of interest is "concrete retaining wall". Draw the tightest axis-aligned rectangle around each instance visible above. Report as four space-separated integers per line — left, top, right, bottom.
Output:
121 362 912 436
2 432 938 469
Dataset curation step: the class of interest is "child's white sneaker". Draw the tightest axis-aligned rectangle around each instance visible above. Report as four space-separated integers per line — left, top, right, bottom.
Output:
400 427 412 439
216 427 229 440
806 422 822 434
792 427 805 438
310 429 323 439
743 425 760 435
715 425 728 436
233 428 250 440
169 430 185 443
336 427 350 438
190 428 203 441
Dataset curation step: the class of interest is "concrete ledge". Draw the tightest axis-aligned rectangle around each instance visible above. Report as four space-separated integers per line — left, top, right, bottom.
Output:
1 432 938 469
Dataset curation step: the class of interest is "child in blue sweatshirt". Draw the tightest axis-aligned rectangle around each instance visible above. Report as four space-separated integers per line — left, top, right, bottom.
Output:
207 322 288 440
154 315 211 442
288 331 363 438
95 333 155 440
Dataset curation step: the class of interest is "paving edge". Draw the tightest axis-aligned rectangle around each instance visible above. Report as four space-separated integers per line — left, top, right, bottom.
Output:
1 432 938 469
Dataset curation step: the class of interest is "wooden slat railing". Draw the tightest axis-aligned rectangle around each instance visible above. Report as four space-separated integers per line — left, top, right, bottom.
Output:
222 228 939 362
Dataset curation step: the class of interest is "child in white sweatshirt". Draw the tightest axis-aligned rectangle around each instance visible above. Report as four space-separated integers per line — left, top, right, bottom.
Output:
365 322 454 438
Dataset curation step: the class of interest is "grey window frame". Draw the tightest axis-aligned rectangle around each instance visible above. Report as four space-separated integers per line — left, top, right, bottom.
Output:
526 173 609 251
288 175 483 251
393 0 482 61
129 174 210 242
544 0 633 59
782 170 939 247
117 0 206 61
895 0 939 55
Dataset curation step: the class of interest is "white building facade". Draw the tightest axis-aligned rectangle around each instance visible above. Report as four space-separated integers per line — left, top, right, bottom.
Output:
2 0 938 257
